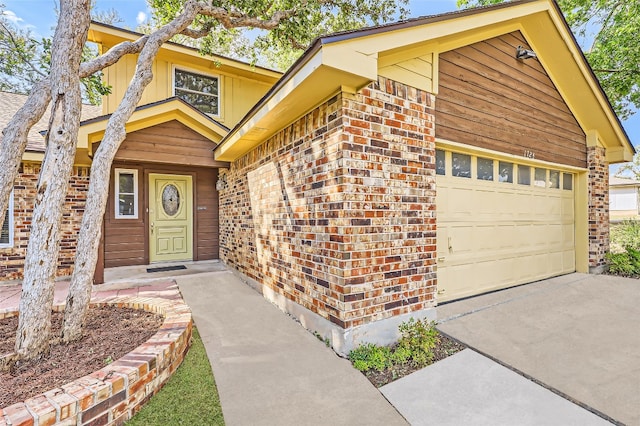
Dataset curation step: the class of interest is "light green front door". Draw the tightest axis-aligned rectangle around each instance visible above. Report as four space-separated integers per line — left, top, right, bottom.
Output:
149 173 193 262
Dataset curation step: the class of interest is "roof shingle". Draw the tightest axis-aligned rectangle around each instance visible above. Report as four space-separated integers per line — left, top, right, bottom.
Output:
0 91 102 152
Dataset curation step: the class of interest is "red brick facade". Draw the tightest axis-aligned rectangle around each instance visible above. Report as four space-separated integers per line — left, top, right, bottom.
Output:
588 146 610 272
219 77 437 330
0 162 89 281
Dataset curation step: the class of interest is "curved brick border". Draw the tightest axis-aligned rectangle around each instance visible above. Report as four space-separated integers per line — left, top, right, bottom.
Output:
0 295 192 426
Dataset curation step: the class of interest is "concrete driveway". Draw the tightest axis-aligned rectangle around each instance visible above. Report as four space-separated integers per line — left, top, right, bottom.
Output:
435 273 640 426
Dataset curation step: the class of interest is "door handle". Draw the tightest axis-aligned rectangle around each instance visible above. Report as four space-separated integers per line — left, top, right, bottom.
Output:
150 222 154 235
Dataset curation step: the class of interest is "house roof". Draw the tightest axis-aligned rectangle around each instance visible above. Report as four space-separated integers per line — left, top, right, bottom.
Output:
0 91 102 153
610 176 640 187
213 0 634 164
87 21 282 84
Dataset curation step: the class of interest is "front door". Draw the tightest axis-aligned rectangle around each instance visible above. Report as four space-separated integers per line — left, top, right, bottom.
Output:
149 173 193 263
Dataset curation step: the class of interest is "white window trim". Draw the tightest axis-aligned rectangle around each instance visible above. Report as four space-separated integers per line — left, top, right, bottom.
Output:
0 190 14 248
172 65 222 118
115 168 139 219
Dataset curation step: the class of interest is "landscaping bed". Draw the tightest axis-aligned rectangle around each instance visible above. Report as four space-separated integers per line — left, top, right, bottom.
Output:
0 306 163 407
348 318 466 387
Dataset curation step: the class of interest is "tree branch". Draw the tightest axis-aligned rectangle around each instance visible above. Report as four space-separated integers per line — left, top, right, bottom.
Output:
0 20 47 79
593 68 640 75
79 36 149 78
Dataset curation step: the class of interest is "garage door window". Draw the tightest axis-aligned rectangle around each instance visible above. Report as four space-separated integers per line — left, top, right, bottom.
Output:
549 170 560 189
534 168 546 187
518 165 531 185
452 153 471 178
498 161 513 183
563 173 573 190
436 149 445 175
477 157 493 181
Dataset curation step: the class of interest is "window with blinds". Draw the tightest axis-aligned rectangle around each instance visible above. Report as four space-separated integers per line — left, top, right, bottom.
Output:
0 191 13 248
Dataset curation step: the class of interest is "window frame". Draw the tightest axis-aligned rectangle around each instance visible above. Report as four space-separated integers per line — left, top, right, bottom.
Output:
0 190 14 248
114 168 139 220
172 65 221 117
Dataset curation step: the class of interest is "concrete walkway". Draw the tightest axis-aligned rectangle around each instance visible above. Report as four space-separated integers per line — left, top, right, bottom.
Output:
176 270 407 426
381 349 610 426
2 266 632 425
436 273 639 426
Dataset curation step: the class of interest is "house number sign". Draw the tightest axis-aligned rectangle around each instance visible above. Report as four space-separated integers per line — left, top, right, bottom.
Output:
523 150 535 159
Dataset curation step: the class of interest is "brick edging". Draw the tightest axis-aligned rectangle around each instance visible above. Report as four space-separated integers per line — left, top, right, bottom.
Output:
0 296 193 426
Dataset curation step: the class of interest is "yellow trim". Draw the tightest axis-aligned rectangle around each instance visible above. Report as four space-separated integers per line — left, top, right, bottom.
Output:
435 138 587 173
80 99 228 155
22 152 44 162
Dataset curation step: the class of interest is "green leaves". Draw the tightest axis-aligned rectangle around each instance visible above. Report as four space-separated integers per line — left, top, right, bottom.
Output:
0 4 112 105
148 0 409 70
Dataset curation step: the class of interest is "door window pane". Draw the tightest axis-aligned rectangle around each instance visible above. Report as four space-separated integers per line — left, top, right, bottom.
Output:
498 161 513 183
436 149 445 175
549 170 560 189
477 157 494 181
451 152 471 178
563 173 573 190
518 165 531 185
534 168 546 187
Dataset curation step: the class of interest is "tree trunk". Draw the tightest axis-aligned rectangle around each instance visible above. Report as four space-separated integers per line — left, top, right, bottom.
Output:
15 0 91 359
0 81 50 226
62 3 203 342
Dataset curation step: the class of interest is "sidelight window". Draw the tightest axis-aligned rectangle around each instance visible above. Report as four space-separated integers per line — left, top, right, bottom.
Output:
115 169 138 219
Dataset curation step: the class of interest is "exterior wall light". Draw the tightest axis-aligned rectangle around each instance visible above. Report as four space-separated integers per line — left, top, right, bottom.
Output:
516 45 537 60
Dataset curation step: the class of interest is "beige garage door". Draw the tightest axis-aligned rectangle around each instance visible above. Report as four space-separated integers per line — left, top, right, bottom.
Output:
436 149 575 302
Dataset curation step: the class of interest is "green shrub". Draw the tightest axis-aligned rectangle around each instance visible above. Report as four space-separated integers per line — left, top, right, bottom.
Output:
397 318 438 368
348 343 392 372
348 317 440 373
606 246 640 276
610 220 640 253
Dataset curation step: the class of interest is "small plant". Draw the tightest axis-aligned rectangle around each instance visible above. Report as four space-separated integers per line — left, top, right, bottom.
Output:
348 343 392 372
397 318 439 368
103 355 114 365
606 246 640 276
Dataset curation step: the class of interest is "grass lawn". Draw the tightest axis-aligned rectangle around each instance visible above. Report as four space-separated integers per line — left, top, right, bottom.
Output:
127 326 224 425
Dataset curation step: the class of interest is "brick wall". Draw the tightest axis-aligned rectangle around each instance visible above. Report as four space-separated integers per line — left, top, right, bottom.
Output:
220 77 437 331
587 146 609 272
0 162 89 281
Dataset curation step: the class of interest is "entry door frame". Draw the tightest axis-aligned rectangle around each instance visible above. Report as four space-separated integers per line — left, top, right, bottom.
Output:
146 170 196 263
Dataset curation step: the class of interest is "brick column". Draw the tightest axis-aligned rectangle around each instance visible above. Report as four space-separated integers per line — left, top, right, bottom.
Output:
219 78 437 353
587 146 609 273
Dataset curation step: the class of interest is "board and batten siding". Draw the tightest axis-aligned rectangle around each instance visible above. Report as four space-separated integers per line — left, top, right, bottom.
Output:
436 31 587 169
100 53 273 129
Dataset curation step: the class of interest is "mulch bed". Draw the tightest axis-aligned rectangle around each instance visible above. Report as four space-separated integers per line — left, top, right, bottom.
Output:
363 334 466 388
0 306 163 407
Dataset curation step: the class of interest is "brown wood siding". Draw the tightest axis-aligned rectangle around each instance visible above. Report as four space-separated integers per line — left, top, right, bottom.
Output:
103 162 220 268
104 164 146 267
436 31 587 168
195 167 219 260
112 120 227 168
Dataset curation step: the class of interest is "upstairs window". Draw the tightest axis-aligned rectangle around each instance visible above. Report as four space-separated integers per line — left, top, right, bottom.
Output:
174 68 219 115
115 169 138 219
0 191 14 248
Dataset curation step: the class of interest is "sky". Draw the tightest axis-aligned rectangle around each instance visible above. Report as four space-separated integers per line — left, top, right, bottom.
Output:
1 0 638 149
